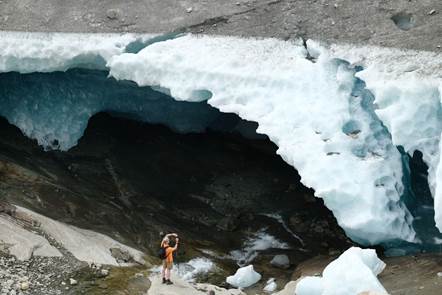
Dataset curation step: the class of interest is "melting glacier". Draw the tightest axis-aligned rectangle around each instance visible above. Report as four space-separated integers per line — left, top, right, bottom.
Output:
0 32 441 250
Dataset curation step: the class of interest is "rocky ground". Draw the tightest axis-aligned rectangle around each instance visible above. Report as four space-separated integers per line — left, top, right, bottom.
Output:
0 0 440 52
0 250 151 295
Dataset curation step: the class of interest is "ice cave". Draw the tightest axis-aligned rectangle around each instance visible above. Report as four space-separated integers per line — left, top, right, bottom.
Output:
0 30 442 294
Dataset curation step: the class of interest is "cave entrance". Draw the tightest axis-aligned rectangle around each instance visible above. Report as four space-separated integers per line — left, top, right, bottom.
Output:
0 68 351 282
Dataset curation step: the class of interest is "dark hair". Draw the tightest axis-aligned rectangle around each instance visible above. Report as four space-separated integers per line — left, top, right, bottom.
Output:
169 239 176 247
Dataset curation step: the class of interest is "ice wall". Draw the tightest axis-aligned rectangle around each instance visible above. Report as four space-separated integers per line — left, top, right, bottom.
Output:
329 44 442 232
0 32 441 246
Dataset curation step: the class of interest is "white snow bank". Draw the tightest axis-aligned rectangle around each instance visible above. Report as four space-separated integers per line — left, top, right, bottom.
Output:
226 265 262 288
0 31 155 73
15 206 144 266
0 214 62 260
295 247 387 295
108 34 416 245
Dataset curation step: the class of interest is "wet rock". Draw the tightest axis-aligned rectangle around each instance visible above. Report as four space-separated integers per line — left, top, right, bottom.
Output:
270 254 290 269
110 247 132 263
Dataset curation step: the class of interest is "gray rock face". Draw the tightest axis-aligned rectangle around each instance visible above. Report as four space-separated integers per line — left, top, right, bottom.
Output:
0 0 440 51
270 254 290 269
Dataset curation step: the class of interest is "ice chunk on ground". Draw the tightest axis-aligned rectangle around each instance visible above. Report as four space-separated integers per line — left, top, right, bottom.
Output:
263 278 277 292
108 34 416 245
295 277 324 295
0 214 62 260
295 247 387 295
226 265 261 288
15 206 144 266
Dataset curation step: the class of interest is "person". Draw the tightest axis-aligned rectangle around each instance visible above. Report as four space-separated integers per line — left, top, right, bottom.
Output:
161 233 179 284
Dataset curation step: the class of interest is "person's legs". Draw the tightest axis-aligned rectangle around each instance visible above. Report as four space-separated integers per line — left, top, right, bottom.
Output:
161 261 167 283
165 262 173 284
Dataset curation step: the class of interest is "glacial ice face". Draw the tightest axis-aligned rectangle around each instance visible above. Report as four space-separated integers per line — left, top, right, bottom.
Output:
329 44 442 232
1 32 441 246
109 35 416 245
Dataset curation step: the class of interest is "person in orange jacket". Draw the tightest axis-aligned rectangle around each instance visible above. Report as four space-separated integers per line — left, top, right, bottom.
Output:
161 233 179 284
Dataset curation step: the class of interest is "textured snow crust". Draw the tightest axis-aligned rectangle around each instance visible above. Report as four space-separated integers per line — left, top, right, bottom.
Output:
109 35 417 245
1 32 442 245
295 247 387 295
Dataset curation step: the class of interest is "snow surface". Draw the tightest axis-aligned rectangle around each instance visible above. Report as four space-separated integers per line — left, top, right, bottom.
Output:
295 247 387 295
1 32 442 245
226 265 262 288
15 206 145 266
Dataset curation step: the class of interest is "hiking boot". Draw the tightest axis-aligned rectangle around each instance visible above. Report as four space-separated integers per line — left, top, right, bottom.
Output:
166 279 173 285
162 278 167 284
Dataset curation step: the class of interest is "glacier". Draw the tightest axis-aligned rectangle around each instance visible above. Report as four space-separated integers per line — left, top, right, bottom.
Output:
0 32 441 248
